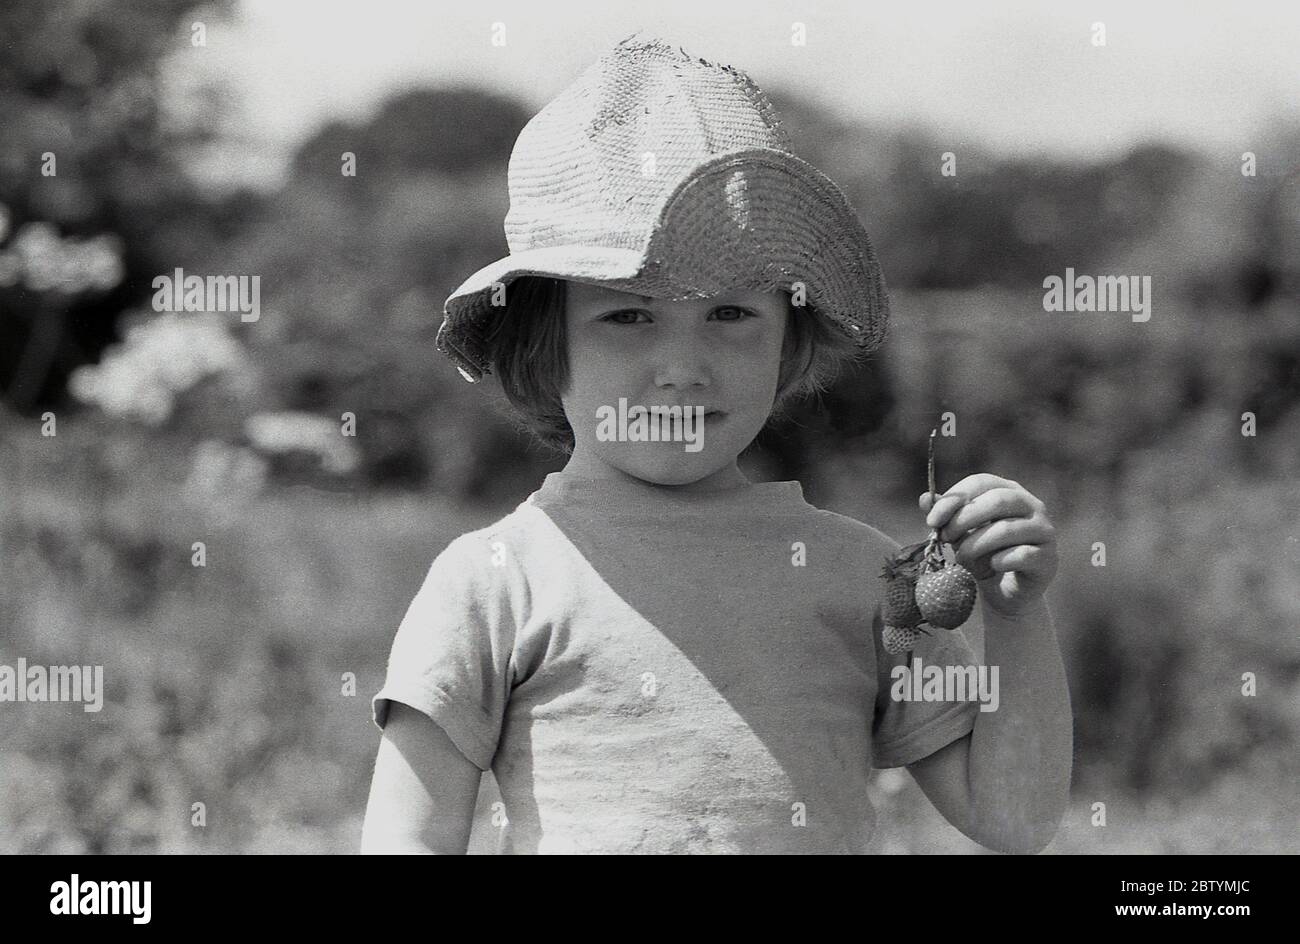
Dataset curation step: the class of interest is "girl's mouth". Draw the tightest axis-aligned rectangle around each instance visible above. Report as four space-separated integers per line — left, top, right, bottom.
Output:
641 408 725 433
644 407 723 417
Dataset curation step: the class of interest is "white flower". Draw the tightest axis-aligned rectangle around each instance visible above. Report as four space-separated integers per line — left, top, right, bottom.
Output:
68 312 250 424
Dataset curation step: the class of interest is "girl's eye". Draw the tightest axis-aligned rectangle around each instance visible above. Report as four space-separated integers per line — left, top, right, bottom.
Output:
711 305 756 321
601 310 650 324
599 306 756 324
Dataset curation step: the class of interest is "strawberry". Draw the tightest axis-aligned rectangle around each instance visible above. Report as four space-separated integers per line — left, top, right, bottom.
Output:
881 624 922 654
883 576 923 627
914 564 978 629
880 548 925 627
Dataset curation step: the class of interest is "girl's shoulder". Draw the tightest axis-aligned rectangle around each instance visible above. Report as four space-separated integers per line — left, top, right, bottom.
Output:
424 499 567 584
801 504 904 560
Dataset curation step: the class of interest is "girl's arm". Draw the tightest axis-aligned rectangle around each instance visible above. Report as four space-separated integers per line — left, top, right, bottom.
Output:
361 701 483 854
906 476 1071 854
906 599 1072 854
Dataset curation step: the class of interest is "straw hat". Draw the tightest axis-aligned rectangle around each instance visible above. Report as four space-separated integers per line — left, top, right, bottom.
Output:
436 30 890 382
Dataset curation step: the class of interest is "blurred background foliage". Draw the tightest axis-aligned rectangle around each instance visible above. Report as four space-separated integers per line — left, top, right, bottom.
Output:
1 0 1297 852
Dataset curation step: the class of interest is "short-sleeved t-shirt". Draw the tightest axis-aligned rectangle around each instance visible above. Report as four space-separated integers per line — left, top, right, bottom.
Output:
372 469 980 854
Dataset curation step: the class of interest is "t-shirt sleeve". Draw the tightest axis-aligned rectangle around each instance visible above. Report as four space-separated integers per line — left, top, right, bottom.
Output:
371 533 520 771
869 561 982 769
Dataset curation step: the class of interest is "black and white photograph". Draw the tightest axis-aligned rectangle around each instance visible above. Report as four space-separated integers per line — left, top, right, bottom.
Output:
1 0 1296 878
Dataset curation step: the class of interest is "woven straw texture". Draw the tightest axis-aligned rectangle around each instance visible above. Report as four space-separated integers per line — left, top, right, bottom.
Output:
437 31 890 382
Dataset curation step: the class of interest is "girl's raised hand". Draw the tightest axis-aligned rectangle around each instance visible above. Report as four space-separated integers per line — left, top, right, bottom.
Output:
919 474 1058 618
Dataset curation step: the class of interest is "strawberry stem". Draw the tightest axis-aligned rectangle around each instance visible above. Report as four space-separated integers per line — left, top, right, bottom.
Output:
923 429 944 571
927 428 937 505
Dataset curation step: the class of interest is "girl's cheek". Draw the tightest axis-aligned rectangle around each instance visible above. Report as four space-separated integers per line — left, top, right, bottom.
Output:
722 319 780 349
575 334 645 374
711 331 784 374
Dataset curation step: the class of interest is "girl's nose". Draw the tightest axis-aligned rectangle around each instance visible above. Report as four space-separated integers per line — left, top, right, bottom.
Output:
652 320 711 390
654 355 711 391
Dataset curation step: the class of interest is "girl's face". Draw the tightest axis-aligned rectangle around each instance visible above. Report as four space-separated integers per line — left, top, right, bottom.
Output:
560 280 789 490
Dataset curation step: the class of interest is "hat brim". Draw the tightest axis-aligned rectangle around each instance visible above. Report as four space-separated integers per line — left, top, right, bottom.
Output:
437 148 890 382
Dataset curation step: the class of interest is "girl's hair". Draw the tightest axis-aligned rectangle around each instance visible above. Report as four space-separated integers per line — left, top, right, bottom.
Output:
483 275 866 454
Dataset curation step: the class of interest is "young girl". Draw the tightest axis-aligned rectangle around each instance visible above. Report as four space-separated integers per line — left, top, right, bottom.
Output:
361 33 1071 854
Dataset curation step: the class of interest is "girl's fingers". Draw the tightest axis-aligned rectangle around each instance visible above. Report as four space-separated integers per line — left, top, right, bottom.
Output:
953 517 1052 565
988 543 1055 575
920 491 963 528
937 488 1037 543
921 474 1021 530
